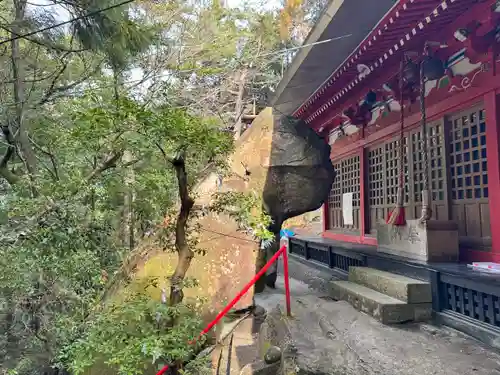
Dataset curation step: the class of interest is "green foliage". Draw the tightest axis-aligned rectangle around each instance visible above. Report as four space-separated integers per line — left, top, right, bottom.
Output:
0 92 233 374
0 1 317 374
61 291 207 375
0 201 123 374
211 191 273 241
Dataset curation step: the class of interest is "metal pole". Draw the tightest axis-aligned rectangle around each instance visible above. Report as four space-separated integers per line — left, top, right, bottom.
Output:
282 243 292 317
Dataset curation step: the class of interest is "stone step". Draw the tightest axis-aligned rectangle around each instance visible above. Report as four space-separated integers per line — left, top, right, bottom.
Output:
348 267 432 304
329 281 417 324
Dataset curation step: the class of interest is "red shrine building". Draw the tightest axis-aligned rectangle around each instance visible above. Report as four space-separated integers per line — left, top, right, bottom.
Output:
273 0 500 347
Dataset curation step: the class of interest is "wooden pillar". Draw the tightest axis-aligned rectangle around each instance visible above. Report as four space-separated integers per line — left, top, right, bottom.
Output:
359 147 367 237
322 202 329 232
484 91 500 259
322 130 330 233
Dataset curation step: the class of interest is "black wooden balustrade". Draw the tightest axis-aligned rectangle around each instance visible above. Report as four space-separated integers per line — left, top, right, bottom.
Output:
289 237 366 276
288 235 500 349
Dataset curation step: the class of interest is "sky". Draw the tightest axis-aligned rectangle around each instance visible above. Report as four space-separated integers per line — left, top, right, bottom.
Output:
30 0 281 19
27 0 283 96
227 0 281 11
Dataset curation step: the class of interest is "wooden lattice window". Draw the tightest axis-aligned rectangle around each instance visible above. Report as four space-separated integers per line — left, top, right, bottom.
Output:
450 110 488 200
449 107 491 243
385 138 409 205
328 162 342 209
368 147 384 207
367 146 385 231
429 124 446 202
409 121 447 219
367 137 408 232
366 122 448 229
327 156 360 231
411 130 425 203
341 156 361 208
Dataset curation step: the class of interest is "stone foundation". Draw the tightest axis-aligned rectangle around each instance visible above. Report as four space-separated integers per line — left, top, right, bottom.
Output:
376 219 459 262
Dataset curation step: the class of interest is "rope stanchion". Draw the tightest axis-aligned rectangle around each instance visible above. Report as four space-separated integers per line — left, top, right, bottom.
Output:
155 244 290 375
282 244 292 317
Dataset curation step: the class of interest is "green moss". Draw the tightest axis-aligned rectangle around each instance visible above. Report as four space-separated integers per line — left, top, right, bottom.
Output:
260 340 272 359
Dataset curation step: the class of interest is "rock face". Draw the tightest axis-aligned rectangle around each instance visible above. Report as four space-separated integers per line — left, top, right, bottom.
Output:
192 108 277 311
132 109 333 322
258 294 500 375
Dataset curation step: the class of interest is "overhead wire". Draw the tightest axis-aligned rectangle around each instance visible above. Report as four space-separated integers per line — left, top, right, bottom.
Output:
198 227 260 244
0 0 136 46
0 1 356 118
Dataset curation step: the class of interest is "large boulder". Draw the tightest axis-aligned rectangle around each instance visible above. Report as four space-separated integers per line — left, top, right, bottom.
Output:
131 108 334 324
190 108 335 302
263 115 335 227
259 115 335 290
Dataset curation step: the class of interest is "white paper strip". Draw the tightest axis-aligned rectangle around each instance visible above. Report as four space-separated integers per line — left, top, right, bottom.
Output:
342 193 354 226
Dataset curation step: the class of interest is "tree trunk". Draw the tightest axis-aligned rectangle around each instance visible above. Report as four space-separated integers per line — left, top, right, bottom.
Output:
11 0 37 186
122 150 136 250
111 67 136 249
169 152 195 305
233 69 247 141
0 126 19 185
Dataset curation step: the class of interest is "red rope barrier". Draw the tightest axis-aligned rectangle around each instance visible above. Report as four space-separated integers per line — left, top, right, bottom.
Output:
155 245 290 375
156 366 170 375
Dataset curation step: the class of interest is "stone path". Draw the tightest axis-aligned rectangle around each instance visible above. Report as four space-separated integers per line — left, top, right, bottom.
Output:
261 275 500 375
211 269 500 375
208 277 309 375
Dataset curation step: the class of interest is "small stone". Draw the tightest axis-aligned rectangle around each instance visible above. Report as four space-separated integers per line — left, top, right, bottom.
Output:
240 361 280 375
253 305 267 317
264 346 282 364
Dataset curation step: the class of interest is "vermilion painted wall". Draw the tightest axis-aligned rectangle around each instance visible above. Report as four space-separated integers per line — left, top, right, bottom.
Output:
321 72 500 262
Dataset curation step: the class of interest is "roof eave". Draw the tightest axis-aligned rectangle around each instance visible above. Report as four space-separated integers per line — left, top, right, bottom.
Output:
270 0 345 107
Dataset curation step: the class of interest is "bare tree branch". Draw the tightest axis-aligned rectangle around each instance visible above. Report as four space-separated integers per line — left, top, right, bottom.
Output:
39 60 104 105
85 151 124 182
29 136 59 181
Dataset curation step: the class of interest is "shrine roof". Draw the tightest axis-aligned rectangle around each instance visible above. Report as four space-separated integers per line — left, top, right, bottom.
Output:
302 0 475 130
271 0 399 116
273 0 475 129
